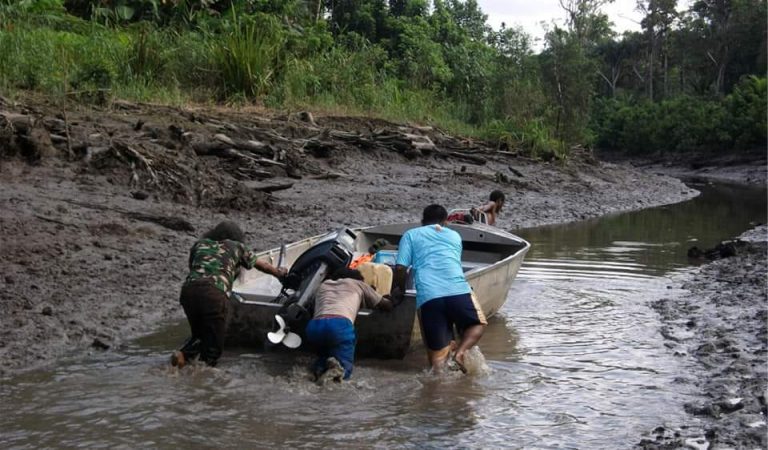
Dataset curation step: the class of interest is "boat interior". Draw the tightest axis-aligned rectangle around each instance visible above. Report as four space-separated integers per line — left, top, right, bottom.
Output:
233 222 529 304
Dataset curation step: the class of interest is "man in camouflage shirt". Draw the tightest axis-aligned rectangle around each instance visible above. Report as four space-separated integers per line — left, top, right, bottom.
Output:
172 221 286 368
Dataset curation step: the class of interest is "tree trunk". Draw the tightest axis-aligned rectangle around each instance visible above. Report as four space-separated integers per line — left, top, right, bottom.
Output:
663 51 668 98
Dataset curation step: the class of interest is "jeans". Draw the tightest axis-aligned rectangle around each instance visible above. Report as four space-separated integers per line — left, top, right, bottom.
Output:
305 317 356 379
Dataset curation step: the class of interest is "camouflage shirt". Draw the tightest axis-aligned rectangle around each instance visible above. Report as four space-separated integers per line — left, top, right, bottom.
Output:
185 239 261 294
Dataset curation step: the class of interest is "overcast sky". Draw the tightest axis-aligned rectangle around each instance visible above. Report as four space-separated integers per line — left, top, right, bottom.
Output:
475 0 646 48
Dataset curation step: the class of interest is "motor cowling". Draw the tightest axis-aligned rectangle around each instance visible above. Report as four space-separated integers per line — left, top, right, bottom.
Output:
278 228 357 321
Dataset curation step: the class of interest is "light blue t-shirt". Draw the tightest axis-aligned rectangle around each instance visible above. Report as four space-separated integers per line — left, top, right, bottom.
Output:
395 224 471 308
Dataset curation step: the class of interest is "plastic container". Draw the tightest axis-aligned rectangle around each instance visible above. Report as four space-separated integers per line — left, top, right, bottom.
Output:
372 250 398 265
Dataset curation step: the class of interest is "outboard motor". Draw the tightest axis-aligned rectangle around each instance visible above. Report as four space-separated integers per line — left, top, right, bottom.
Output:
268 228 357 348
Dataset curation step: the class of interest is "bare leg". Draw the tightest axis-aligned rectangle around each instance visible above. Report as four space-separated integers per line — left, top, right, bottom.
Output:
454 324 485 369
427 345 452 373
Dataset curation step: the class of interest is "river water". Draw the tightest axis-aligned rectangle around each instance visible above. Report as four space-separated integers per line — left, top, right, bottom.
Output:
1 182 765 449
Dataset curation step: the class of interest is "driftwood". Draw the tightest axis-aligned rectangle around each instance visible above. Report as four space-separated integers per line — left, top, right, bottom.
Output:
198 133 274 157
0 112 34 133
447 151 486 165
508 166 524 178
125 212 195 232
372 130 437 156
310 172 346 180
296 111 317 127
243 180 294 192
59 199 195 232
235 166 274 179
112 141 158 184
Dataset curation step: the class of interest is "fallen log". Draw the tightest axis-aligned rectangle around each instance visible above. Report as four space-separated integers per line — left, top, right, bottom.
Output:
57 199 196 232
236 166 274 179
310 172 346 180
447 151 486 165
243 180 294 192
296 111 317 126
125 212 195 232
0 111 34 133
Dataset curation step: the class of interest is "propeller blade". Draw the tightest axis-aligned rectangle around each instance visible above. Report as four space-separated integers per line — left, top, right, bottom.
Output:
274 314 286 330
282 332 302 349
267 330 285 344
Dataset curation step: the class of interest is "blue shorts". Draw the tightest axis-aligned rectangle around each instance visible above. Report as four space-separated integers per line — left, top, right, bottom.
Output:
419 293 486 351
305 317 356 379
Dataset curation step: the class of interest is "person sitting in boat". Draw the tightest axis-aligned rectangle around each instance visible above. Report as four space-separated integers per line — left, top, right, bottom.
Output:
171 220 287 368
306 267 394 383
392 204 487 373
471 190 505 226
349 238 390 269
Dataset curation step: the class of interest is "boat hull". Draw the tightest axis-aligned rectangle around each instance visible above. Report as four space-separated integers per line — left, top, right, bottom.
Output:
228 222 530 359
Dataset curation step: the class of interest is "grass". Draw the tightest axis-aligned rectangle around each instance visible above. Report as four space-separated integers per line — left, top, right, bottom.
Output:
0 10 541 154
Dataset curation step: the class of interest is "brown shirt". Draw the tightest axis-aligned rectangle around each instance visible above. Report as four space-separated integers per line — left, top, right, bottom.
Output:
313 278 383 323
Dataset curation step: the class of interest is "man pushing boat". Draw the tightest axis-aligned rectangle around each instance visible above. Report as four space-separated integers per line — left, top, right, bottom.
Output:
392 204 488 373
171 221 287 368
305 267 396 382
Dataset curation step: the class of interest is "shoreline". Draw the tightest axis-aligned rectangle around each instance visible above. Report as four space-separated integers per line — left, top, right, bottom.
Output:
639 225 768 449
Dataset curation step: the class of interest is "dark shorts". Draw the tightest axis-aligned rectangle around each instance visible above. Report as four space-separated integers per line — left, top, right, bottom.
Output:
419 292 487 351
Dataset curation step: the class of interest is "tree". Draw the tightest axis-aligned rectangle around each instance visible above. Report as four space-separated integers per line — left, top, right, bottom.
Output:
637 0 678 100
541 27 596 144
559 0 614 46
688 0 767 95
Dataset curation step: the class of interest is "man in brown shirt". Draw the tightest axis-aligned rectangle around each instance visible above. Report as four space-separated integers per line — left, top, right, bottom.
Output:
306 268 394 382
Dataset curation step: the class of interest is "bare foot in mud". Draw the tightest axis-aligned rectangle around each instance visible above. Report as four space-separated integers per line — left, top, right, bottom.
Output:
453 352 468 374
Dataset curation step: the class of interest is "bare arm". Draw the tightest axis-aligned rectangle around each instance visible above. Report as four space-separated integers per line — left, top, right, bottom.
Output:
477 201 495 213
360 281 392 311
254 259 287 278
377 297 394 311
391 264 408 302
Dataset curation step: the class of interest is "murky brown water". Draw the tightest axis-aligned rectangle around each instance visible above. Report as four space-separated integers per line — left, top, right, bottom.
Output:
1 182 765 449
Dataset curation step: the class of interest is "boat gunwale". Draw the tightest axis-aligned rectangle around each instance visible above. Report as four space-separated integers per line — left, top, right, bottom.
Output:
233 222 531 297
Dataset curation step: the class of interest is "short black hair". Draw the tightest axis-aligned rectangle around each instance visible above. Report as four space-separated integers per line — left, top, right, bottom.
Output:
329 267 365 281
490 190 505 202
368 238 390 254
421 204 448 226
202 220 245 243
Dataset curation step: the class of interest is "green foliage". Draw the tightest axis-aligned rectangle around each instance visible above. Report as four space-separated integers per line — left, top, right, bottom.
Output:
591 95 731 154
0 0 65 19
390 16 451 89
540 27 596 146
0 0 763 161
483 118 563 161
210 11 286 98
725 76 767 149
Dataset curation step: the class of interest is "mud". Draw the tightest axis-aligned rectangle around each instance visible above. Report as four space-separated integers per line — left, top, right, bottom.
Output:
640 226 768 449
599 149 768 187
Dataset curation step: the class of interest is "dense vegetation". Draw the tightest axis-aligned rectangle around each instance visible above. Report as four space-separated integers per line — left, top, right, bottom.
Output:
0 0 765 158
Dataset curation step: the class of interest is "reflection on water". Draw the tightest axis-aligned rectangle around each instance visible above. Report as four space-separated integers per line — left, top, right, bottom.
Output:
1 182 765 449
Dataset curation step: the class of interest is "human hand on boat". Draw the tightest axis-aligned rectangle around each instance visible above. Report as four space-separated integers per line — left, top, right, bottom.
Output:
385 287 405 306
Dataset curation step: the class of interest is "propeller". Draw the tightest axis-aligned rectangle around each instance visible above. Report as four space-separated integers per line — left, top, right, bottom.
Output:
267 314 302 349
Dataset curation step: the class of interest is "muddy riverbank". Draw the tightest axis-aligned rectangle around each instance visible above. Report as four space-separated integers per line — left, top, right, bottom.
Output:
640 225 767 449
0 97 701 376
599 149 767 187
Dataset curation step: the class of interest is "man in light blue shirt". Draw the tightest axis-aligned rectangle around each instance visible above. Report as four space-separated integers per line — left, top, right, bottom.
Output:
393 204 487 373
